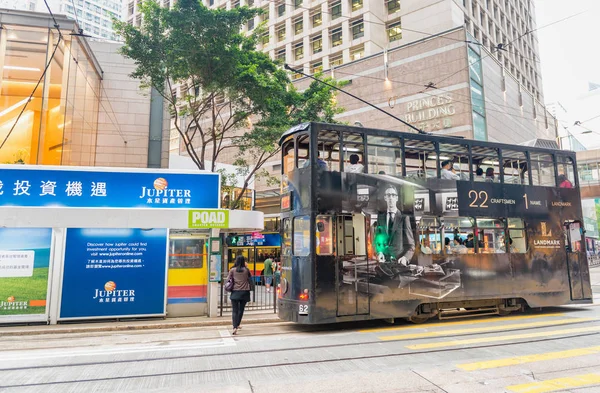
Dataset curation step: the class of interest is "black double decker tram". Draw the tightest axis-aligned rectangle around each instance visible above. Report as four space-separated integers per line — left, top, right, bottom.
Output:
277 122 593 324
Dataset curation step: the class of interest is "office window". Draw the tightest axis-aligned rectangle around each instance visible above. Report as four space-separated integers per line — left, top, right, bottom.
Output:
261 6 269 21
276 48 286 62
276 23 286 42
294 41 304 60
330 26 342 47
387 21 402 42
311 61 323 74
247 0 254 6
311 34 323 54
277 2 286 17
351 18 364 40
232 0 239 8
294 17 303 34
311 9 322 27
386 0 400 14
260 32 270 45
294 0 303 9
351 0 362 11
247 18 254 30
330 1 341 20
350 45 364 61
330 53 343 67
128 2 134 15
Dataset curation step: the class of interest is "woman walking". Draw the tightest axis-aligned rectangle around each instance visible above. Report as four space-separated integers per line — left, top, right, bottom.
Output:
228 255 252 335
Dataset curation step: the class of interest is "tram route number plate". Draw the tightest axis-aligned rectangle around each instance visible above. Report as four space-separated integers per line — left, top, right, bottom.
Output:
299 304 308 315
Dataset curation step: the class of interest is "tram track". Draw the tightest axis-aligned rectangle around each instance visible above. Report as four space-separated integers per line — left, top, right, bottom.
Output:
0 329 599 390
0 317 598 381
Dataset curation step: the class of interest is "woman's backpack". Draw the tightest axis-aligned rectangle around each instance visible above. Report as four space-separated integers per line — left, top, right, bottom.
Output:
225 271 235 292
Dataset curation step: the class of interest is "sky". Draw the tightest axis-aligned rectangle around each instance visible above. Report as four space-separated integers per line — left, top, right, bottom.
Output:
535 0 600 148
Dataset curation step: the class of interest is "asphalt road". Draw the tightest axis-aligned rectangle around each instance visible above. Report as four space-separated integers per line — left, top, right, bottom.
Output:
1 268 599 393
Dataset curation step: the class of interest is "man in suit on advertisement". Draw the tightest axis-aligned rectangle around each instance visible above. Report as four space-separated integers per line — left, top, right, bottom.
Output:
376 184 416 266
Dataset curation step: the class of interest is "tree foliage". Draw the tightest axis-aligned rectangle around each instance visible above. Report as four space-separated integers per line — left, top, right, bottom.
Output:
114 0 344 209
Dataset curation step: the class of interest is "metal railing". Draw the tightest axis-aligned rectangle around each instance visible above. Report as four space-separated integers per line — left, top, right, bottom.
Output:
219 274 278 315
589 255 600 268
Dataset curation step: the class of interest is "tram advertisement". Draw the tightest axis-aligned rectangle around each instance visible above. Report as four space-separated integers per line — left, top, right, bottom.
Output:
321 170 585 311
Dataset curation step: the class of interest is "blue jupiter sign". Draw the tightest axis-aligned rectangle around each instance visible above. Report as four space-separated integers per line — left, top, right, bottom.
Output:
0 166 220 209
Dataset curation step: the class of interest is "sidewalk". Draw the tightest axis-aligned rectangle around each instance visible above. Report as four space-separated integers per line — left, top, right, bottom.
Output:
0 311 282 337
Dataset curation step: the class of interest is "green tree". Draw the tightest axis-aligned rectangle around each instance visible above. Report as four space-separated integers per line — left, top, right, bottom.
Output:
114 0 344 209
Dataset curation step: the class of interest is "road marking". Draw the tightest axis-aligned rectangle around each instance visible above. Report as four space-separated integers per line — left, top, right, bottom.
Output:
0 332 237 361
378 318 594 341
406 325 600 350
458 346 600 371
360 313 565 333
506 373 600 393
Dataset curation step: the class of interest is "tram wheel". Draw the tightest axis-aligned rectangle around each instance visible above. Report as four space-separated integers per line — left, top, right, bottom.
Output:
497 308 512 316
407 315 430 324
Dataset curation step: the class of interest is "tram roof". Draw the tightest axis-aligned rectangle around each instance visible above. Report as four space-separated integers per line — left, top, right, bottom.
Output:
278 122 576 158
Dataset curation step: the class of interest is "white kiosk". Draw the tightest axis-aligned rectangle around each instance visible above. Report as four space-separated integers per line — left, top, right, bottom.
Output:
0 165 263 324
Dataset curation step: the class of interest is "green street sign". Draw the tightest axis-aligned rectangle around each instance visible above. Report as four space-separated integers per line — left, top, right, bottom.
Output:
188 209 229 228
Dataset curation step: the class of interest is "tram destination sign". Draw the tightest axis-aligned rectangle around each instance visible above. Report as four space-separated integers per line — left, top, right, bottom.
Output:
456 182 580 218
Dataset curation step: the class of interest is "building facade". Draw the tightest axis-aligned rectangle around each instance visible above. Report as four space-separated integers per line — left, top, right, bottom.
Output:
0 9 168 168
0 0 122 41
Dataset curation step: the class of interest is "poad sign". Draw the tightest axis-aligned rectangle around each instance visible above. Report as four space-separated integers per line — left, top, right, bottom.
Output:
189 209 230 229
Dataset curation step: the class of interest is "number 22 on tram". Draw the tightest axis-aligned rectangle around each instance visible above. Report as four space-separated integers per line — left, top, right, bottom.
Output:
276 122 593 324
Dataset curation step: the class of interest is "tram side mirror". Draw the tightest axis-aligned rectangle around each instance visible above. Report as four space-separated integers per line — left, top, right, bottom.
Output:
317 222 325 232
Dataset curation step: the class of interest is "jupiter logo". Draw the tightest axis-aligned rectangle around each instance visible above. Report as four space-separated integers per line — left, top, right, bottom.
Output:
104 281 116 292
7 296 14 303
153 178 168 190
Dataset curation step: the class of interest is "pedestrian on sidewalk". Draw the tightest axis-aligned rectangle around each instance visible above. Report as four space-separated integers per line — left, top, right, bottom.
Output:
228 255 252 335
264 255 274 292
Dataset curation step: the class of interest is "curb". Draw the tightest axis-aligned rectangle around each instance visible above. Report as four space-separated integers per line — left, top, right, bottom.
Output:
0 316 283 337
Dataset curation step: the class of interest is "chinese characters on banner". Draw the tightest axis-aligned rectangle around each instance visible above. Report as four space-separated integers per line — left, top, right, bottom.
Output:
0 167 219 209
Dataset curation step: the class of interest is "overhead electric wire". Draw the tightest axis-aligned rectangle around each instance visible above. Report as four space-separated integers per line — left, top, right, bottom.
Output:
426 10 588 92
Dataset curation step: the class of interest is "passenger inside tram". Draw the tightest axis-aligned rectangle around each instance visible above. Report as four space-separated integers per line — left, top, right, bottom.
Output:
345 154 364 173
558 174 573 188
475 167 485 181
441 160 460 180
485 167 495 182
420 238 433 254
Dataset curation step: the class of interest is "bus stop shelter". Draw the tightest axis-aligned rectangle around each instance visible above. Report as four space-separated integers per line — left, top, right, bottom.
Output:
0 165 263 324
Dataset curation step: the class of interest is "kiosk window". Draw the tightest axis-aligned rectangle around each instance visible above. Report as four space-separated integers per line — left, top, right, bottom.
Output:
169 238 206 268
293 216 311 256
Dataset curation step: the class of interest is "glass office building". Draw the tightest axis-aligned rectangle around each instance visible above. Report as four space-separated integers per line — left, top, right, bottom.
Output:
0 10 101 166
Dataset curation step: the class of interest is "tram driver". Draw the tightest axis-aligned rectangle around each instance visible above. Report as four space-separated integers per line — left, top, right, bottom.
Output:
376 184 416 266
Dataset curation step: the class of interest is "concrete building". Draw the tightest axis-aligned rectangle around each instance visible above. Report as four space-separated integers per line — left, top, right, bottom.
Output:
0 8 168 168
0 0 122 41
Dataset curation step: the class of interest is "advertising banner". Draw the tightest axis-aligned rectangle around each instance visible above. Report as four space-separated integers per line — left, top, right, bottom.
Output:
188 209 229 228
0 228 52 319
59 228 168 319
0 166 219 209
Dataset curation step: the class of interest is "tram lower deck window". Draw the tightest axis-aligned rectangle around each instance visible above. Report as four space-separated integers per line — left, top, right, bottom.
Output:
293 216 311 256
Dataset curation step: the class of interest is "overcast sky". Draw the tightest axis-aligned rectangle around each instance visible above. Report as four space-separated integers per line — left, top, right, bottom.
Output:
535 0 600 147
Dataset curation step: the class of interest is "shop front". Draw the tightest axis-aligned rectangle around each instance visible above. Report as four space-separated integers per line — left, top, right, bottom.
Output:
0 165 263 324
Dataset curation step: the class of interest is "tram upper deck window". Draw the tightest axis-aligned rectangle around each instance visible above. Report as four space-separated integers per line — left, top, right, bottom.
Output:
297 135 310 169
477 218 506 253
366 136 401 176
439 143 470 180
404 139 436 179
507 218 526 253
316 129 340 171
530 152 555 186
503 150 529 185
556 155 576 188
282 138 294 175
343 132 365 173
442 217 475 254
471 146 499 183
293 215 311 256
